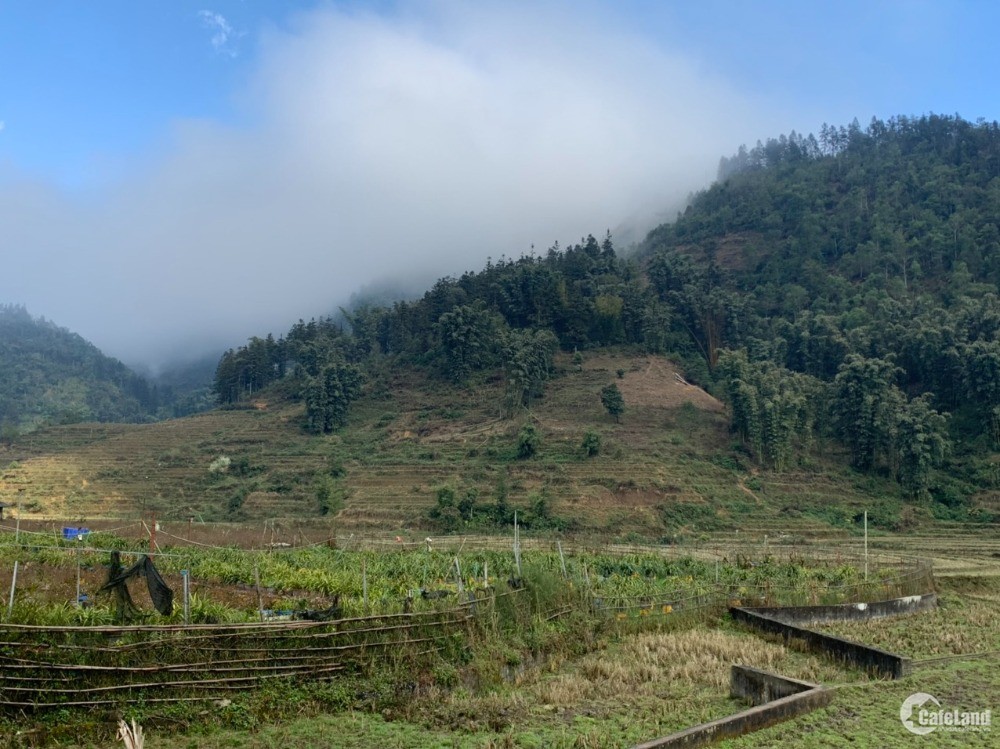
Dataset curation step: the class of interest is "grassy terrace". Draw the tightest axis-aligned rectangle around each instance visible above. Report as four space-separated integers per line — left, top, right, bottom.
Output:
130 625 867 749
0 352 929 539
33 535 988 749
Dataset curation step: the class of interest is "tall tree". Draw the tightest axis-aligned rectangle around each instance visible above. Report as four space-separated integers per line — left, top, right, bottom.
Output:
600 383 625 423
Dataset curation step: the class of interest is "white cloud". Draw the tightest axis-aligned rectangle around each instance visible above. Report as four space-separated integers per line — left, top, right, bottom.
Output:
0 2 790 367
0 121 5 133
198 10 240 57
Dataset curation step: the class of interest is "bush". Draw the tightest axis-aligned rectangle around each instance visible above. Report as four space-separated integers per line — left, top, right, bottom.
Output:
517 423 540 458
315 476 344 516
581 430 601 457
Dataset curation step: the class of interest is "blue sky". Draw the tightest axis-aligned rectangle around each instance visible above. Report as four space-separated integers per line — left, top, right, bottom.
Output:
0 1 998 365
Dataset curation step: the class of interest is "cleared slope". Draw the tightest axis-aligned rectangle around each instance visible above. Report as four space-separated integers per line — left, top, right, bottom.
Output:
0 351 910 538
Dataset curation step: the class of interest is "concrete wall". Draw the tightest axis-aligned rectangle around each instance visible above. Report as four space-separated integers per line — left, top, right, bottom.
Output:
631 667 831 749
730 665 817 706
747 593 937 625
631 593 934 747
730 606 912 678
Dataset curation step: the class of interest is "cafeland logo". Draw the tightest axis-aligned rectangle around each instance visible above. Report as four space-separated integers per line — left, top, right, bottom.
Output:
900 692 992 735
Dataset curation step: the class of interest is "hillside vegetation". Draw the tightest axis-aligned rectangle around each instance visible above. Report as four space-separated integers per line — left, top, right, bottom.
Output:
2 114 998 533
0 346 973 539
0 306 218 441
208 114 999 526
0 305 159 437
643 115 1000 509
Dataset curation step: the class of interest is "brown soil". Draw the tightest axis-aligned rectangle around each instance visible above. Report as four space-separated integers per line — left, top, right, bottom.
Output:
583 355 724 413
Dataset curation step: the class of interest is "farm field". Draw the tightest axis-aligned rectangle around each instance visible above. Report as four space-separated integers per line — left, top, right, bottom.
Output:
0 528 985 748
126 625 867 749
0 353 996 747
55 539 996 749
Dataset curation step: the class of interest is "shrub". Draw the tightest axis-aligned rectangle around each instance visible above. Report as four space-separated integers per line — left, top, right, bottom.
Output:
517 423 540 458
581 430 601 457
208 455 231 473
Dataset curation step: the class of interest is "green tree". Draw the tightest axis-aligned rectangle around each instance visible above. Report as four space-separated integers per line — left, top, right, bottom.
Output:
304 362 364 434
315 475 344 516
893 395 949 497
716 349 821 470
435 303 502 383
963 340 1000 445
501 329 559 416
517 423 540 458
427 486 460 531
581 430 601 457
600 383 625 423
832 355 904 472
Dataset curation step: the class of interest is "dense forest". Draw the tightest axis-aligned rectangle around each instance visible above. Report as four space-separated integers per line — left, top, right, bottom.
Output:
215 114 999 507
643 114 1000 501
0 305 158 438
0 306 214 439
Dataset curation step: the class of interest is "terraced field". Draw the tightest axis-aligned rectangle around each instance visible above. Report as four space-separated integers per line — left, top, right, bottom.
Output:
0 352 990 544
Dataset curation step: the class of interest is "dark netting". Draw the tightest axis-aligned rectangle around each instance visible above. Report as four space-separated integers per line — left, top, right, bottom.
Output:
99 553 174 617
140 557 174 616
102 550 138 621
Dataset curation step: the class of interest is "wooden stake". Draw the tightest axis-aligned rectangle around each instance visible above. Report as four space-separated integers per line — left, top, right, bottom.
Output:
557 540 567 578
182 570 190 624
362 558 369 614
254 564 264 622
76 547 82 607
864 510 869 582
148 513 158 556
513 511 522 577
7 561 18 619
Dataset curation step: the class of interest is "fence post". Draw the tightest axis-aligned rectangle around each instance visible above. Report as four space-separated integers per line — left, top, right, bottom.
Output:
864 510 868 582
453 557 464 595
254 563 264 622
182 570 190 624
76 547 82 607
363 558 369 614
513 512 522 578
7 561 18 619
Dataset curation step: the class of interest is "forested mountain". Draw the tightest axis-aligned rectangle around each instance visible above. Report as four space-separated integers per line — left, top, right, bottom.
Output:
642 113 1000 500
213 232 640 426
0 305 162 438
216 114 999 511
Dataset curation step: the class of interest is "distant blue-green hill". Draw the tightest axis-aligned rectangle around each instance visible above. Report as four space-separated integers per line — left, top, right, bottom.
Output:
0 305 163 438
